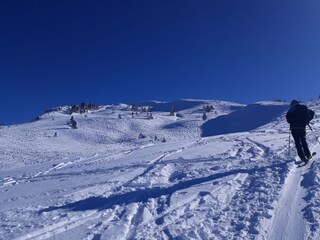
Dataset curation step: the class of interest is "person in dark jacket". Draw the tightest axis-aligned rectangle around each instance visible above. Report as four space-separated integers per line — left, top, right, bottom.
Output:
286 100 314 162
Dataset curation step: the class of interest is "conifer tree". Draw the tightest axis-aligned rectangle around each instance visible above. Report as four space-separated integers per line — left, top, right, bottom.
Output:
202 112 208 121
70 116 77 129
170 106 176 116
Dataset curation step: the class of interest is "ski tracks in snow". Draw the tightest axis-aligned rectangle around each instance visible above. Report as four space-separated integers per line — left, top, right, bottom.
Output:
9 142 192 240
261 145 320 240
4 134 318 240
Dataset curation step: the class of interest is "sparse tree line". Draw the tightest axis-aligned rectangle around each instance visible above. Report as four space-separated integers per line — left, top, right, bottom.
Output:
69 103 100 114
65 103 100 130
201 105 214 121
127 105 182 118
130 105 152 113
138 133 166 142
128 105 153 119
118 112 154 120
203 105 214 112
119 104 179 121
30 103 101 123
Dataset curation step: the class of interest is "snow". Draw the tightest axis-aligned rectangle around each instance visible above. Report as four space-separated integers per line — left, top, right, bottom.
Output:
1 99 320 239
201 102 289 137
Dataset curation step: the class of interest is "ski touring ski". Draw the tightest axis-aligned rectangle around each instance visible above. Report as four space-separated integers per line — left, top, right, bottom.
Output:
296 152 317 167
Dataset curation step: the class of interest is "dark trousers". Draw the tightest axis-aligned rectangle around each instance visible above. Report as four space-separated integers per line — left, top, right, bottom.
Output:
291 129 311 161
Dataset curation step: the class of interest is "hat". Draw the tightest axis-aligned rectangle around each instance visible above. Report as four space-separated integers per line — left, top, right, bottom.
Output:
290 100 299 107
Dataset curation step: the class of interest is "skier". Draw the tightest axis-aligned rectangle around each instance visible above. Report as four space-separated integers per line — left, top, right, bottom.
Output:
286 100 314 162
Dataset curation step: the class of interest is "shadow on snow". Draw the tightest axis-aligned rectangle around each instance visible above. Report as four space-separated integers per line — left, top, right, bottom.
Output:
201 103 289 137
39 162 288 214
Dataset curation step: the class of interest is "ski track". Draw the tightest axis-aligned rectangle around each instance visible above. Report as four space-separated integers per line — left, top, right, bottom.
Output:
1 141 196 240
260 144 320 240
11 136 293 240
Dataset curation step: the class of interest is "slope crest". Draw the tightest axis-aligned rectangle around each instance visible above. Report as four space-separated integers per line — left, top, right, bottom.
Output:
135 99 243 112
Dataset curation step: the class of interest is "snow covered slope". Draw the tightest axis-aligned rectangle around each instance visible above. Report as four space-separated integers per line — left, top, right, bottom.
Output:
1 99 320 240
201 101 289 137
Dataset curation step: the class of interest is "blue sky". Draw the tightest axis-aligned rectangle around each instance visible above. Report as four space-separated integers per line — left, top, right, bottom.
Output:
1 0 320 124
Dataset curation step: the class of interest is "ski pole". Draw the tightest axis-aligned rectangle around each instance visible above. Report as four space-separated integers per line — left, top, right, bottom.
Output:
288 131 291 157
308 124 320 144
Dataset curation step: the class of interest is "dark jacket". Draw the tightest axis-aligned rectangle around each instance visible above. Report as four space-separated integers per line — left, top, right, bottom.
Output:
286 104 314 129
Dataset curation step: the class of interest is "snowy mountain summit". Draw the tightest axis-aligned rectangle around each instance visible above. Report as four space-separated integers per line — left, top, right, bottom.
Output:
1 99 320 240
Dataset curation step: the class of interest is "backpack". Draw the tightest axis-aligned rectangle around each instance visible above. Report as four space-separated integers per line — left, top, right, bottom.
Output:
308 109 315 123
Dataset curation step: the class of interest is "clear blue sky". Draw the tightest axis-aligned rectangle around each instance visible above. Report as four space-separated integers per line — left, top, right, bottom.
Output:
1 0 320 124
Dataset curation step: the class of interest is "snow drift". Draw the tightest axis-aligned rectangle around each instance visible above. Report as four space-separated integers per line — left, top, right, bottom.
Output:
201 102 289 137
